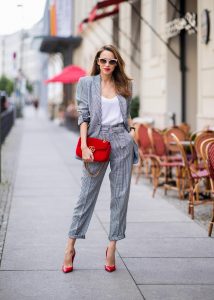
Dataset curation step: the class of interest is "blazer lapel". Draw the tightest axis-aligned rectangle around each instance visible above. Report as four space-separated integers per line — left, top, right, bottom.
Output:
117 94 127 123
92 74 102 125
92 74 127 125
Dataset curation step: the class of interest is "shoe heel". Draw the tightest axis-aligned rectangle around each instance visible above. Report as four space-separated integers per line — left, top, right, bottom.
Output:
62 249 76 273
104 247 116 272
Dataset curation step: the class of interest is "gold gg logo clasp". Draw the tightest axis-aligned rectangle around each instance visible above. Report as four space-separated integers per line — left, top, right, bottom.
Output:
89 146 95 152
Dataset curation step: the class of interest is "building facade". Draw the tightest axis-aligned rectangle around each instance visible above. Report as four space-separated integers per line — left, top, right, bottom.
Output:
39 0 81 111
72 0 214 131
0 19 48 107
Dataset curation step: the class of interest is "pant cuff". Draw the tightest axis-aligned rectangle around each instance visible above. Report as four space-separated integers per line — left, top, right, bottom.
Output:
108 234 125 241
68 234 86 239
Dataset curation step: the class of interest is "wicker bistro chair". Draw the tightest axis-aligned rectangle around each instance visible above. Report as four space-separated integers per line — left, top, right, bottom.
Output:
201 139 214 236
200 138 214 164
195 131 214 159
148 128 184 198
207 142 214 236
191 130 214 171
178 122 190 137
164 126 187 155
187 131 214 200
135 124 154 183
163 127 187 195
171 133 211 219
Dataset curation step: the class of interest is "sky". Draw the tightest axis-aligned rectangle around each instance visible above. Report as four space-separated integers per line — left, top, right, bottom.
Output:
0 0 47 35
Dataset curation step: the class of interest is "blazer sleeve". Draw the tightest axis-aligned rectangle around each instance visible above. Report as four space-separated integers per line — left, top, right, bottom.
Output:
76 77 90 126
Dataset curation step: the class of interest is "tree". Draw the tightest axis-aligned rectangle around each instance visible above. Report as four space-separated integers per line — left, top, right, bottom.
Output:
130 96 140 118
0 75 14 96
26 81 33 94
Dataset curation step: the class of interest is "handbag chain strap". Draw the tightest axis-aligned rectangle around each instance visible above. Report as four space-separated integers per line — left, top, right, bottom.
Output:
84 162 106 177
83 140 109 177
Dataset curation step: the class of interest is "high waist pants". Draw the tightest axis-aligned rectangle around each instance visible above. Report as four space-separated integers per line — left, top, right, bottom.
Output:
68 123 134 241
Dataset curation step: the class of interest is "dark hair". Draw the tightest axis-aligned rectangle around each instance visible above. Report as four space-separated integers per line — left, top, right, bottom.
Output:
90 45 132 98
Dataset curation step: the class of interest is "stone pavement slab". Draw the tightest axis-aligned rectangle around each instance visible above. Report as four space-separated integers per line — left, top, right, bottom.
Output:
117 237 214 257
138 285 214 300
124 257 214 284
0 271 143 300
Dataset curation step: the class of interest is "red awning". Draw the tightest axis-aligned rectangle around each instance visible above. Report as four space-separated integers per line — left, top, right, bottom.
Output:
78 0 127 33
97 0 127 9
45 65 86 84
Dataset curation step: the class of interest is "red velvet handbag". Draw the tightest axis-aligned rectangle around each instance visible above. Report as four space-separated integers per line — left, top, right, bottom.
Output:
76 137 111 176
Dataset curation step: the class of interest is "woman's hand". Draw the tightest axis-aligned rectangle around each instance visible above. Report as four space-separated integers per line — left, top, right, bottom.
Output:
81 146 94 162
129 129 135 139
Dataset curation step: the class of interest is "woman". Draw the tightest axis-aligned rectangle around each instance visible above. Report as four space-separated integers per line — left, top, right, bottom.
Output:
62 45 138 273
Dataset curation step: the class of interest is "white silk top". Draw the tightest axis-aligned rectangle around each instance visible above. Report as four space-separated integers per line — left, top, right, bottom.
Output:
101 95 124 125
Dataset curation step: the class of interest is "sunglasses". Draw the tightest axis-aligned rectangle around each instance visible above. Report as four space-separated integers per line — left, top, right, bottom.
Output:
98 58 118 66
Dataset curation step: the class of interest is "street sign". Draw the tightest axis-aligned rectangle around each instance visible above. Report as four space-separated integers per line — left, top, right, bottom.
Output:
165 12 197 39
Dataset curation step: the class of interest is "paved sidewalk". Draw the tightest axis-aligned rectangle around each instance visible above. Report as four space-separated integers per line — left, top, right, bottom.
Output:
0 107 214 300
0 119 23 261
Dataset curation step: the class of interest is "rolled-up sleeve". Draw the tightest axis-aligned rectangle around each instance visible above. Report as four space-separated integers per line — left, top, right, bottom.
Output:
76 78 90 126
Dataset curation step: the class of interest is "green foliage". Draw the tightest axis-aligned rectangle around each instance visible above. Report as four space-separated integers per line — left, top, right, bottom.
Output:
130 95 140 119
0 75 14 96
26 81 33 94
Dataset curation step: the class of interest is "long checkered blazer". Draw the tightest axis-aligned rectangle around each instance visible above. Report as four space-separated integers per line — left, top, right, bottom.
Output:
76 73 138 163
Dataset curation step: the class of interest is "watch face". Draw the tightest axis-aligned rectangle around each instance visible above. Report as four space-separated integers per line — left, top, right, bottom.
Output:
201 9 210 44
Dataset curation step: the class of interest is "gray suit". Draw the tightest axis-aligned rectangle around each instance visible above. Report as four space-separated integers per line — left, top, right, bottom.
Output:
68 74 138 241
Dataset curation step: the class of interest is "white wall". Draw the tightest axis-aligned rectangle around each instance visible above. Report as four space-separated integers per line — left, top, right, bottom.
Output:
71 0 214 130
140 0 167 128
130 0 141 97
197 0 214 129
166 0 181 128
166 0 198 131
119 2 132 76
185 0 197 131
72 0 113 103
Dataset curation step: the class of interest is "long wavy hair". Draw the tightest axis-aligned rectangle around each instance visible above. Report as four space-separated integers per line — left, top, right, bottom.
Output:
90 45 132 98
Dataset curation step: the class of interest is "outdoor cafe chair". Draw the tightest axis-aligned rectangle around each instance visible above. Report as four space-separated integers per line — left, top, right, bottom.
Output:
171 133 211 220
178 122 191 137
191 130 214 170
200 138 214 164
148 128 184 198
195 131 214 158
200 139 214 236
135 124 153 182
164 126 187 155
207 142 214 236
135 123 153 183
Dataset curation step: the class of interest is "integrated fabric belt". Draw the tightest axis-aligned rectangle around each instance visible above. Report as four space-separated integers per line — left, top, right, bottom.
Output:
100 122 124 128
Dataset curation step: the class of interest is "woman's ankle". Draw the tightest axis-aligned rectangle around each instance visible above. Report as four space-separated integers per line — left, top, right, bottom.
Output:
108 241 116 250
66 237 76 249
